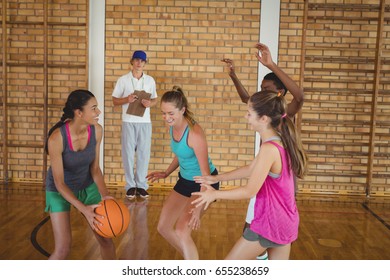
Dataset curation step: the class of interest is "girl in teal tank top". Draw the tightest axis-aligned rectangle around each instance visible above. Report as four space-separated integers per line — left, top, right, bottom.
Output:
147 86 219 260
169 125 216 181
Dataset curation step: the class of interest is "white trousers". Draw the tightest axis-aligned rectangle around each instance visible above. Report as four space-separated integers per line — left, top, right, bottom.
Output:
122 122 152 191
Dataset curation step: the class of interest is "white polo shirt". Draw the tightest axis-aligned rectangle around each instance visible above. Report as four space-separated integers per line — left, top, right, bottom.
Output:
112 71 157 123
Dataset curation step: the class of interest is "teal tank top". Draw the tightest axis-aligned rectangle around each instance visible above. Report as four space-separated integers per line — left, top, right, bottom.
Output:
170 126 215 181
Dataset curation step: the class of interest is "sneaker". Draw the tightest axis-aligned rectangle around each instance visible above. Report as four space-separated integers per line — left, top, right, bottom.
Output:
136 188 149 198
256 251 268 260
126 188 136 200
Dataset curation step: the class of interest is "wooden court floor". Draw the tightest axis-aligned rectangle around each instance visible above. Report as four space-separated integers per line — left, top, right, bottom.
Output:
0 183 389 260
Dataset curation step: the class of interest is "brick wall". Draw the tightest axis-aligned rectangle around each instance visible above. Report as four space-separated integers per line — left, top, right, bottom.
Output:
0 0 89 182
104 0 261 188
287 0 390 195
103 0 390 195
1 0 389 196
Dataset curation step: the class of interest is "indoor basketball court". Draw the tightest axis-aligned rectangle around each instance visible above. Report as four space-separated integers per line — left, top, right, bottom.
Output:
0 0 389 263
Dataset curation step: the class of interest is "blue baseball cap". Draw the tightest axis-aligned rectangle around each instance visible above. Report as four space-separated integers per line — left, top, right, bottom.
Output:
132 50 147 61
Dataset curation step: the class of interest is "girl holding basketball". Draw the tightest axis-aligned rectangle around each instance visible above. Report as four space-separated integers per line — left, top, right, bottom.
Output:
146 86 219 260
192 90 307 260
45 89 116 259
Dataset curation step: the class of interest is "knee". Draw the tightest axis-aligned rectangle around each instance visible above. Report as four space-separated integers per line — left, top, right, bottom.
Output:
174 224 191 241
157 221 170 238
157 222 166 236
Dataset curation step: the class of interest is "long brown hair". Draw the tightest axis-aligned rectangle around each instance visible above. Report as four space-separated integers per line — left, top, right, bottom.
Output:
249 90 308 178
160 86 196 128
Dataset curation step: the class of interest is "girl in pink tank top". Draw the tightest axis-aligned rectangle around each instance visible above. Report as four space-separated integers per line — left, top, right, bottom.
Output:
193 90 308 260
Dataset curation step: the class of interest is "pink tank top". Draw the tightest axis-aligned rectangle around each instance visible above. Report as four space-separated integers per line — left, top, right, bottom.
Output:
250 141 299 244
65 122 91 151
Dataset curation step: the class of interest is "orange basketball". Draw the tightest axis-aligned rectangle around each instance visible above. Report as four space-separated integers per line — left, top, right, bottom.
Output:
94 199 130 238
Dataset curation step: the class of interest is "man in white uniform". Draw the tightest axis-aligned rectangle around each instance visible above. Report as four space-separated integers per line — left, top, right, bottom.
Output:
112 50 158 199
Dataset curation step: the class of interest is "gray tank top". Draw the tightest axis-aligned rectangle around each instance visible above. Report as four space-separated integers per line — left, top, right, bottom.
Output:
45 124 96 192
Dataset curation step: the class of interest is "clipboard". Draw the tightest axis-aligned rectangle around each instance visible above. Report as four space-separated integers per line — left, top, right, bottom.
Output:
126 90 152 117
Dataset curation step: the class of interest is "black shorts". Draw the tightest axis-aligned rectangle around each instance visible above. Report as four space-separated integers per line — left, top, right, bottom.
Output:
173 169 219 198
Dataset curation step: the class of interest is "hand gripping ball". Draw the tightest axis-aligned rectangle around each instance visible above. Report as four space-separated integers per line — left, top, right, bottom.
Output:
94 199 130 238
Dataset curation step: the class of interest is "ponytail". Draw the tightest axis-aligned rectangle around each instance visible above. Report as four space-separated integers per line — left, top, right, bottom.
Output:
278 117 307 179
249 90 308 178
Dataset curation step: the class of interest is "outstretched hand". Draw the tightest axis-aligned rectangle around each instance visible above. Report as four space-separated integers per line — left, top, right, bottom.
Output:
254 43 274 68
191 184 217 210
146 171 167 183
188 205 202 230
221 58 235 75
193 174 219 185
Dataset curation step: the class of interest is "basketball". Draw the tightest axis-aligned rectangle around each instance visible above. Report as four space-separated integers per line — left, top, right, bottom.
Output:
94 199 130 238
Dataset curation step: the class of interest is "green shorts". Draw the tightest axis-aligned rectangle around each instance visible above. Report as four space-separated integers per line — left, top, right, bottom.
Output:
45 182 101 213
